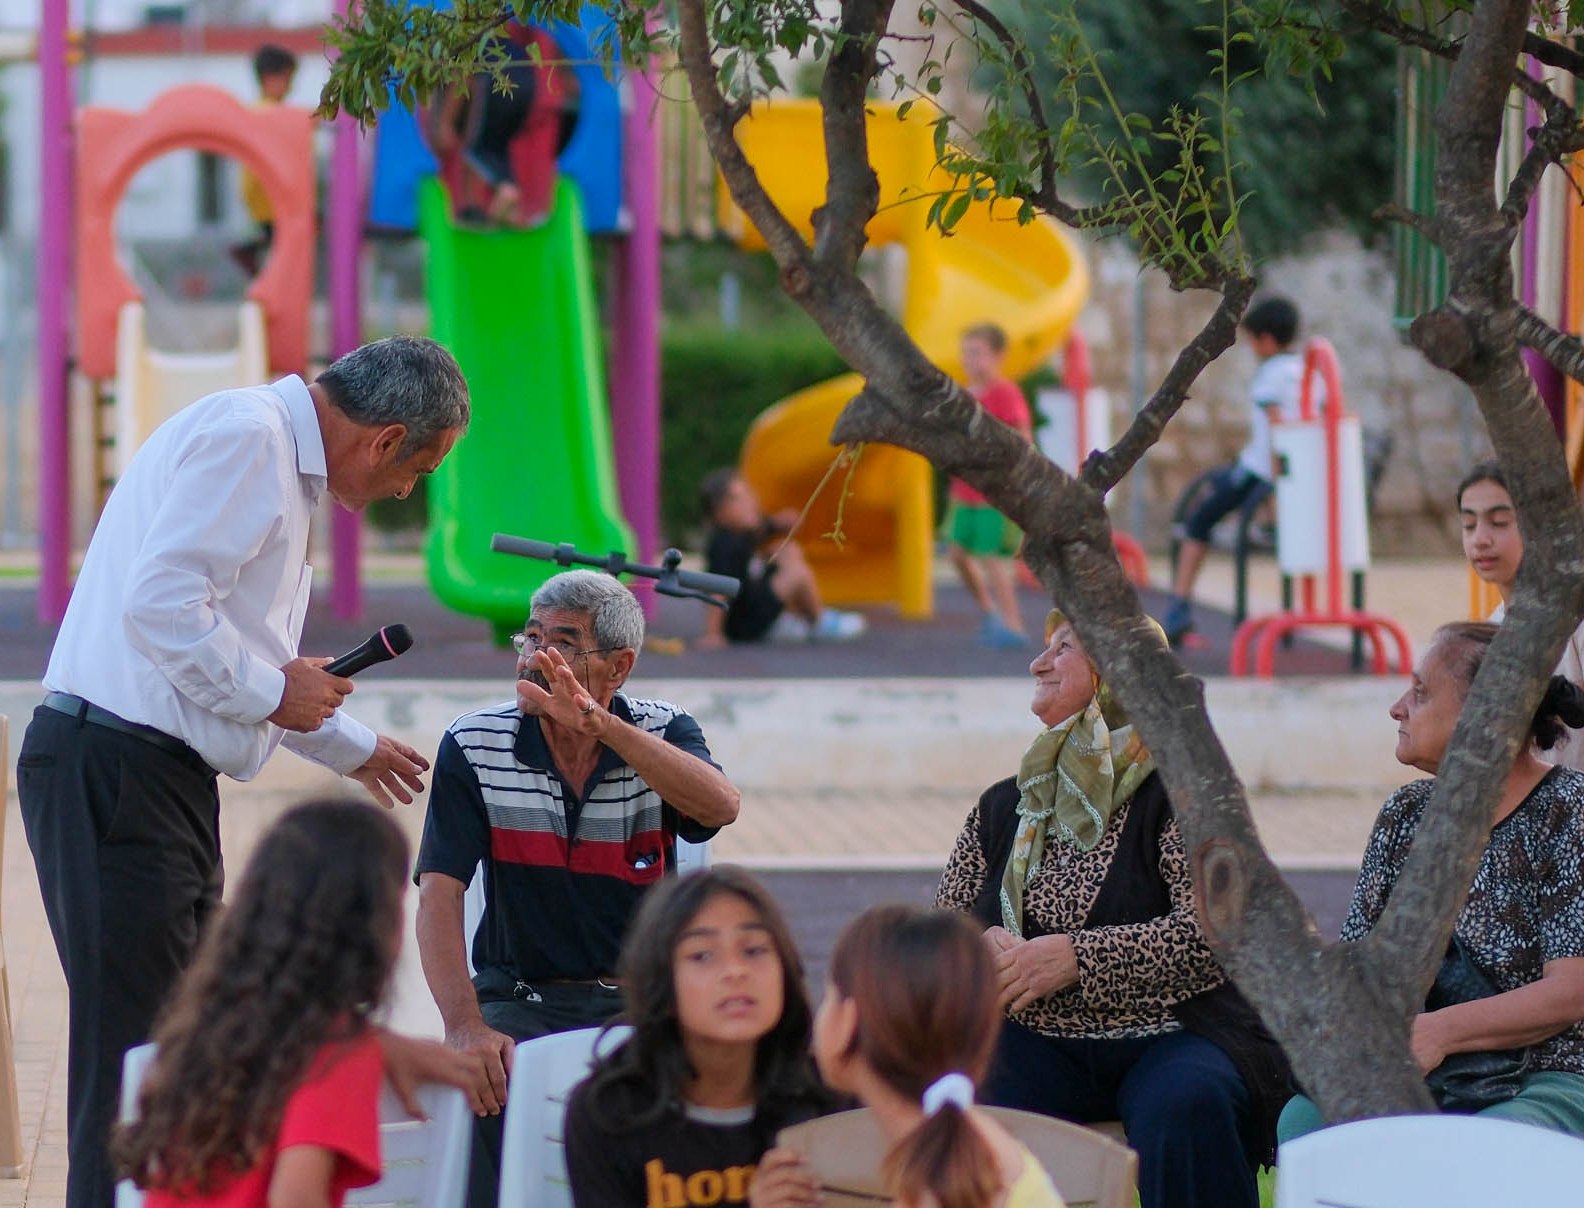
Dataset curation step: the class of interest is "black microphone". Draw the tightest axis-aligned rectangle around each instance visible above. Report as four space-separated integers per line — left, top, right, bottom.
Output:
324 624 414 677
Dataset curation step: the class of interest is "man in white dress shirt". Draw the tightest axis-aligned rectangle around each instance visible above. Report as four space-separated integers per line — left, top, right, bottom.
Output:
16 335 469 1208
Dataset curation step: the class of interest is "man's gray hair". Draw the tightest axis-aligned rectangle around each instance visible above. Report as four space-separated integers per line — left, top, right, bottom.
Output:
316 336 471 457
530 570 645 652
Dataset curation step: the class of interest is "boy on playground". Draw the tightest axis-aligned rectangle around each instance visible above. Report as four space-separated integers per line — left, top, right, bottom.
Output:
231 44 297 276
944 322 1033 649
1165 295 1305 646
698 468 865 646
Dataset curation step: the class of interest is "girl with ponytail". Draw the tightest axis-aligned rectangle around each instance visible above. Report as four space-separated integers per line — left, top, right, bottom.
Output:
764 905 1065 1208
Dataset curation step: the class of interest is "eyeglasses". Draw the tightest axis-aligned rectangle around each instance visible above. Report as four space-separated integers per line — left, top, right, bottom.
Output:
510 632 621 662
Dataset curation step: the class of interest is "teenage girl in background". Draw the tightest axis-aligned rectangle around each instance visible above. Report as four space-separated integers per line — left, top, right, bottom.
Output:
1458 461 1584 770
115 800 414 1208
564 867 836 1207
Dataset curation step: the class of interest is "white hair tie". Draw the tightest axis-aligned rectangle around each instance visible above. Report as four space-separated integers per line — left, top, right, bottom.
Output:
921 1072 975 1117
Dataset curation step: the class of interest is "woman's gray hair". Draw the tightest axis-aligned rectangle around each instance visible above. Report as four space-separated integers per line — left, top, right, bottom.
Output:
316 336 471 457
530 570 645 652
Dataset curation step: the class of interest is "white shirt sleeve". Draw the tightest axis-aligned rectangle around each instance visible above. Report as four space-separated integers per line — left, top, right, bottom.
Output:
282 709 379 775
121 419 292 725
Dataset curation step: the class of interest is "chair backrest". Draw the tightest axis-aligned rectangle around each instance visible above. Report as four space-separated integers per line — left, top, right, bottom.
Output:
114 1044 160 1208
1275 1113 1584 1207
498 1025 633 1208
777 1105 1137 1208
344 1082 471 1208
675 837 712 875
114 1042 471 1208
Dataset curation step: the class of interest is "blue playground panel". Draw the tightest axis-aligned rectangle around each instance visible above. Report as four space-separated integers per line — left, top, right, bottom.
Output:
367 3 623 235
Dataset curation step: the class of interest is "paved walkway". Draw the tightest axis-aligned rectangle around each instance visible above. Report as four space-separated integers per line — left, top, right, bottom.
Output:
0 550 1471 1203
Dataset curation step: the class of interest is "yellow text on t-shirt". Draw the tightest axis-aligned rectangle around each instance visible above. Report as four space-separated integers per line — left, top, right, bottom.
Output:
644 1158 755 1206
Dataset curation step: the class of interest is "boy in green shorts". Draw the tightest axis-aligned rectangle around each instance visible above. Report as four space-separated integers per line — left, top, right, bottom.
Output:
944 323 1032 649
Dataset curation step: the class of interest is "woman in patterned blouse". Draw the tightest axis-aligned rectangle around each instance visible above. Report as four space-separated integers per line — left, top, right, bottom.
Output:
937 610 1291 1208
1278 620 1584 1143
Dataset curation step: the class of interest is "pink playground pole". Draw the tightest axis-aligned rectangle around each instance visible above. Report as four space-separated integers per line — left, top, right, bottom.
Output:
610 54 662 580
37 0 73 623
328 0 364 619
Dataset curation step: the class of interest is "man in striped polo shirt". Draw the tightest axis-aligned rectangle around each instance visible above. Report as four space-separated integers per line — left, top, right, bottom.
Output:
414 569 740 1205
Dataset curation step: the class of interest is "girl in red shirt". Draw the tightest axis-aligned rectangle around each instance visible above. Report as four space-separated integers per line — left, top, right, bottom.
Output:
113 800 409 1208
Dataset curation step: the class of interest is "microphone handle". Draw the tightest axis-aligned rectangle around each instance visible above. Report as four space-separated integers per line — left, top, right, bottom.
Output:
324 643 387 677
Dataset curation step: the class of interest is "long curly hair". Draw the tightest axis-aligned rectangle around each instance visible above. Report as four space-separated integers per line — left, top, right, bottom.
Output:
581 866 827 1132
828 906 1003 1208
112 799 409 1192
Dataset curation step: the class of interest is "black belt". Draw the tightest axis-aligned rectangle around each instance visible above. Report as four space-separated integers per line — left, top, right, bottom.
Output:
42 692 199 762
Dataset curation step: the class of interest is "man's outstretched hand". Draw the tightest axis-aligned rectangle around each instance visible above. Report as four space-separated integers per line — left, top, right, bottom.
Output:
351 735 430 808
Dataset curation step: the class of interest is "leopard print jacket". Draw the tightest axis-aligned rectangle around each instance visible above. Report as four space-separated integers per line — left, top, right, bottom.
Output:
936 780 1226 1040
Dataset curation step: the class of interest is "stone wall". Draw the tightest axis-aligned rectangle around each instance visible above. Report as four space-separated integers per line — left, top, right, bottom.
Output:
1073 230 1487 556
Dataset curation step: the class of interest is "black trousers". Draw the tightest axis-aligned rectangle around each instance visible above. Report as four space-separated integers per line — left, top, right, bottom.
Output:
466 970 624 1208
18 706 221 1208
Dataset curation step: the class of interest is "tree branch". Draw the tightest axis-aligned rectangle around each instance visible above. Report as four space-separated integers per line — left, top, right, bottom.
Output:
1373 201 1440 244
1081 275 1254 494
674 0 811 271
1522 30 1584 79
952 0 1059 209
1516 303 1584 386
1500 111 1584 227
1334 0 1569 118
812 0 893 271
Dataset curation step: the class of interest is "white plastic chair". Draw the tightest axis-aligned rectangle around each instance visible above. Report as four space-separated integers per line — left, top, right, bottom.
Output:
343 1082 471 1208
1275 1114 1584 1207
497 1025 633 1208
675 837 713 875
114 1044 159 1208
115 1041 471 1208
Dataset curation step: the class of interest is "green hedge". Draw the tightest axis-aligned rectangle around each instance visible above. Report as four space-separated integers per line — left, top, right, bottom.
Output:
660 319 846 544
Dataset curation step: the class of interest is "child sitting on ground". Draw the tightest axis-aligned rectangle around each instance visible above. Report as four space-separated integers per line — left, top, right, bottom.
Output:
113 800 446 1207
563 867 838 1206
759 905 1067 1208
697 468 865 646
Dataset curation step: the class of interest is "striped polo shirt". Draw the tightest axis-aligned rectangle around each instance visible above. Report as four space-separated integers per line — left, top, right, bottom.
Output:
416 694 721 981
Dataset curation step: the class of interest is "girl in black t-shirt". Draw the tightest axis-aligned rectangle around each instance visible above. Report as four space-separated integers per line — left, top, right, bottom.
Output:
564 867 836 1207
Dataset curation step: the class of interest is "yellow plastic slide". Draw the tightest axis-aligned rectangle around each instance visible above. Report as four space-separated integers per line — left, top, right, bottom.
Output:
720 100 1089 618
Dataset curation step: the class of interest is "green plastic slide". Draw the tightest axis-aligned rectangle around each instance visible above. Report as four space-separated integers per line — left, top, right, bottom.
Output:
421 178 634 640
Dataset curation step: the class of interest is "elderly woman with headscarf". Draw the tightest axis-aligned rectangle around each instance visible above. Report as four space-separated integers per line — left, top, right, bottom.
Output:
937 610 1291 1208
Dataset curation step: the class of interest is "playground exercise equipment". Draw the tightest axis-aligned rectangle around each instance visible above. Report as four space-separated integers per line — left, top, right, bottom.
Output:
1230 340 1413 677
491 535 740 607
74 85 312 478
723 100 1089 620
1036 333 1149 589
